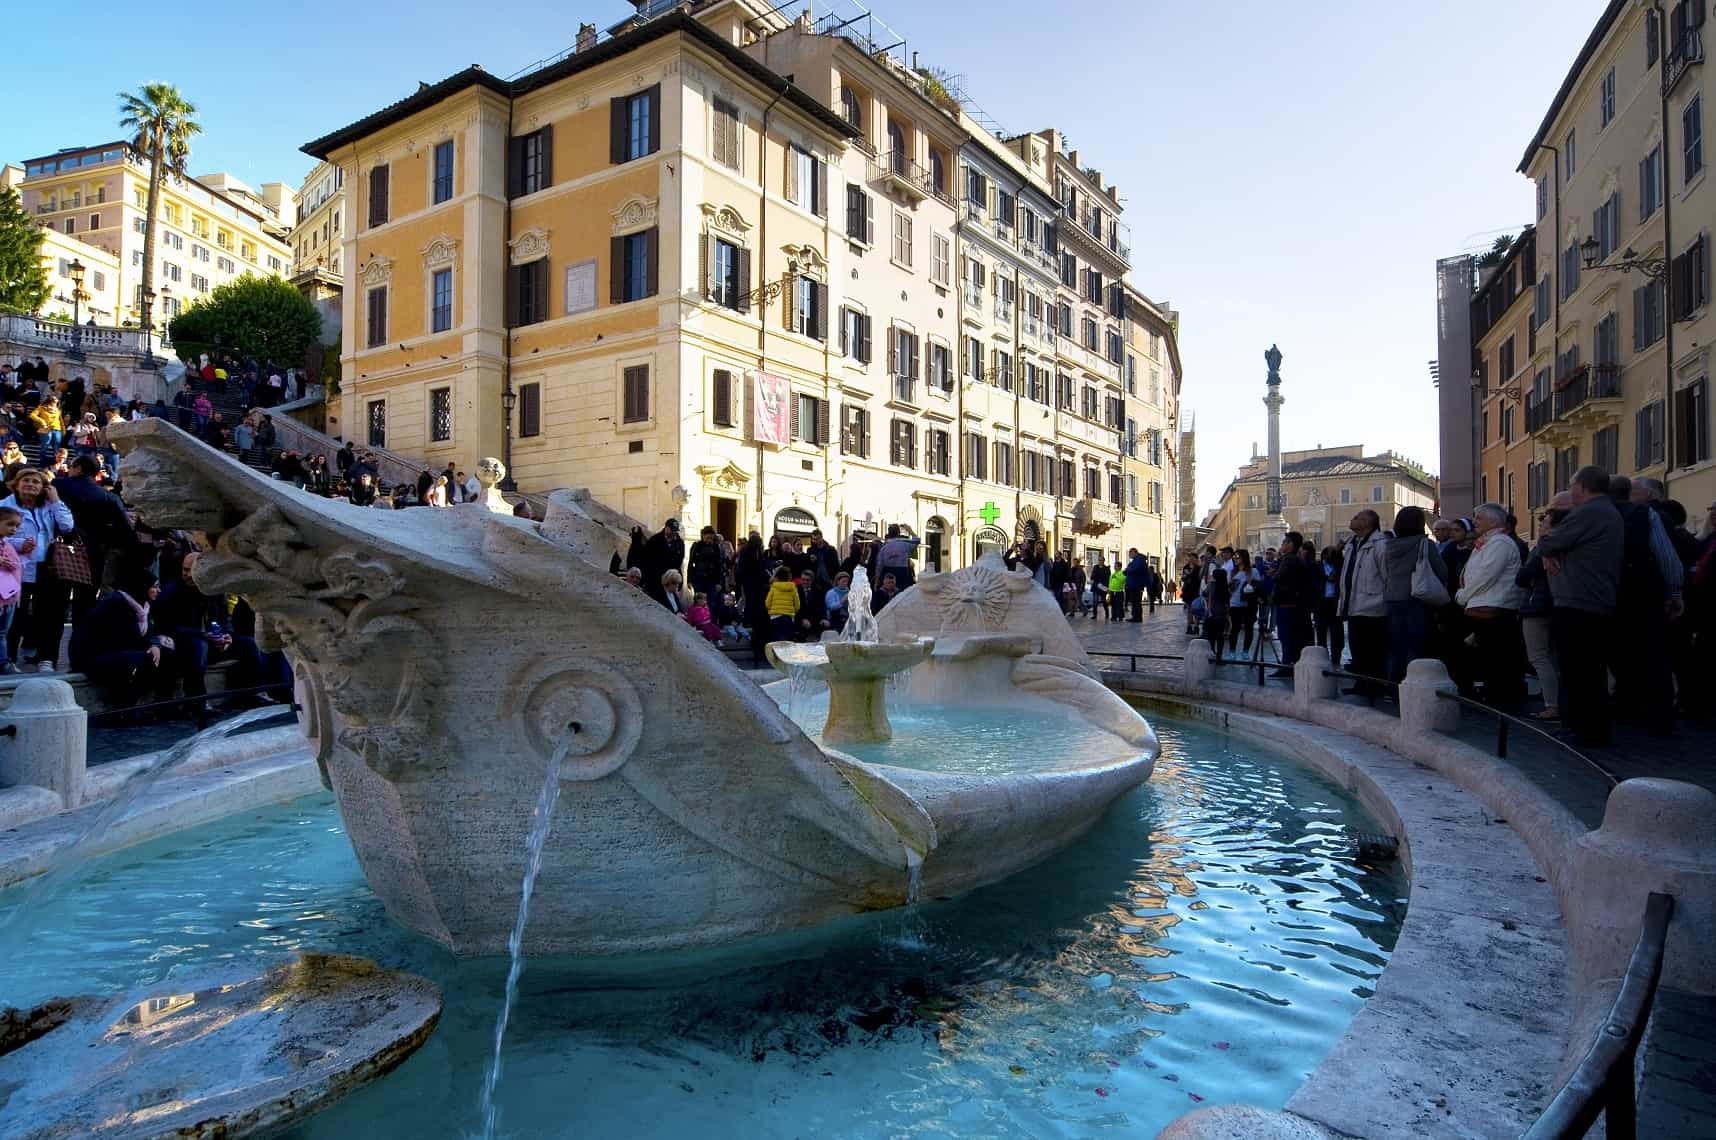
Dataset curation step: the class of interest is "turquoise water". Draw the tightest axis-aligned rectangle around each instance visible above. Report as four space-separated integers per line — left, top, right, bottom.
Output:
0 713 1406 1138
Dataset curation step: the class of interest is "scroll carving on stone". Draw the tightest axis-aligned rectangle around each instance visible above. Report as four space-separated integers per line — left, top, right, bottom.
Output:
360 256 393 288
610 194 659 236
510 226 551 266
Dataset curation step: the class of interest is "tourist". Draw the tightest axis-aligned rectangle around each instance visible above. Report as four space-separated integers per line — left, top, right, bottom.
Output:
54 454 134 616
737 533 771 667
1147 560 1164 612
426 475 451 508
1454 502 1525 709
335 442 356 478
1205 567 1232 663
1270 532 1313 676
1516 493 1569 721
347 471 379 507
1314 545 1345 667
1534 466 1624 746
660 569 687 615
68 567 180 706
624 567 644 589
1123 547 1150 622
461 470 481 503
641 519 685 605
1107 562 1126 621
875 524 919 590
1336 509 1388 695
1089 555 1109 620
1383 506 1448 685
873 571 901 612
688 526 730 623
765 565 799 645
1226 549 1258 657
155 552 285 706
824 571 852 632
1180 558 1202 632
684 592 723 644
0 507 23 674
793 569 829 639
804 529 839 587
1606 474 1681 730
1049 549 1071 614
30 397 64 464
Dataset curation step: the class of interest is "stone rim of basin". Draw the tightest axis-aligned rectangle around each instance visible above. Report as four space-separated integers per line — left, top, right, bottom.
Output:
0 952 442 1140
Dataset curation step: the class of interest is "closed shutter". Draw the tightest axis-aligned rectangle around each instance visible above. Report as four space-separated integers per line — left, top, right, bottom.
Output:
537 125 554 190
858 313 872 363
368 165 389 227
506 136 523 199
790 392 800 440
700 234 713 299
519 382 540 438
888 327 898 374
644 227 659 297
714 369 733 426
812 281 827 340
610 235 625 304
864 192 874 243
817 398 830 447
734 248 751 312
610 96 628 164
860 409 870 457
814 157 827 217
647 85 662 156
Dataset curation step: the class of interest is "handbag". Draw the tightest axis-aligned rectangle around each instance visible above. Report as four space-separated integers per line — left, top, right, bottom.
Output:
1410 538 1450 607
46 534 94 586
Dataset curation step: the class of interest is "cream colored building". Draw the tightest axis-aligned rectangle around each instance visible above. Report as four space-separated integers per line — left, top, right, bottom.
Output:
2 165 125 324
1205 445 1438 554
304 0 1182 566
15 141 293 327
1122 285 1181 572
1518 0 1714 532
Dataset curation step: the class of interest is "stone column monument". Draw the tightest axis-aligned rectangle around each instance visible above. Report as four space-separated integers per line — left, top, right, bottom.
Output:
1259 345 1288 553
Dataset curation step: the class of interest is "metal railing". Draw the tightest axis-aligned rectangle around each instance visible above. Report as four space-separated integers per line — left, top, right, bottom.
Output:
1523 891 1675 1139
1086 650 1183 672
87 684 298 731
1433 689 1620 785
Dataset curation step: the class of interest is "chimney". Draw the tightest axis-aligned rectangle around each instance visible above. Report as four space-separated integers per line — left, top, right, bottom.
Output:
576 22 597 52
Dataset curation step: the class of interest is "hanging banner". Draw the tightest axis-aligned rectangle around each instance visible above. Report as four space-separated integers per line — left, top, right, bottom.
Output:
752 370 790 446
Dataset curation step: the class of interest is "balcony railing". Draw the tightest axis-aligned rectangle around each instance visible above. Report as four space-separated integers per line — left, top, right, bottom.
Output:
1526 395 1553 434
1664 24 1703 95
1553 363 1623 419
963 282 984 311
891 375 917 404
0 314 155 356
870 153 949 204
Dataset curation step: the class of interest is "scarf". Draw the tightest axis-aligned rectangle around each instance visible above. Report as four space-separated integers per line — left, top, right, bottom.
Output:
115 590 149 635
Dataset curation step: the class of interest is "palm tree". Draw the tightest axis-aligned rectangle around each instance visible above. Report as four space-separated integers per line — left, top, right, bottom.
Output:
118 83 200 352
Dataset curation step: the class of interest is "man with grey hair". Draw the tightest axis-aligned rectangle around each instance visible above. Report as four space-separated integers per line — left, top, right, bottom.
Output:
1455 502 1526 707
1607 473 1683 729
1537 466 1623 745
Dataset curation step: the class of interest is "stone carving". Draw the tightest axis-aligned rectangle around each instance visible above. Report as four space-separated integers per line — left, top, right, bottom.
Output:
611 194 659 235
877 553 1094 670
694 461 750 490
510 226 551 265
360 255 393 287
474 456 510 512
421 235 459 269
700 203 751 237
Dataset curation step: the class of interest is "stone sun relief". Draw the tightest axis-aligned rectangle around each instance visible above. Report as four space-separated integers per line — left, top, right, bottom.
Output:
109 420 1156 958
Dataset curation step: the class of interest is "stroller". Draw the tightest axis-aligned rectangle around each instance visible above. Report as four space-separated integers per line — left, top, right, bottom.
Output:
1187 595 1207 638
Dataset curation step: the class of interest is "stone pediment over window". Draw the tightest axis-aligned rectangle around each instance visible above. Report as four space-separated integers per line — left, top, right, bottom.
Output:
510 226 550 265
421 235 459 269
782 244 826 277
611 194 659 236
694 461 751 490
360 255 393 287
699 203 751 239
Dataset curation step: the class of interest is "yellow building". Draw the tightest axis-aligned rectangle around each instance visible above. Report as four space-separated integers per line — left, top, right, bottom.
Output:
16 141 293 327
1518 0 1714 531
1122 285 1181 572
3 163 124 325
305 0 1185 564
1204 445 1438 554
1472 227 1541 537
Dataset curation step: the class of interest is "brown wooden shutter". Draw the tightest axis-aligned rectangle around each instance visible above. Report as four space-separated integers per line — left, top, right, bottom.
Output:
519 382 540 438
814 158 827 217
532 259 549 323
734 248 751 312
610 235 625 304
714 369 732 426
644 227 659 297
699 234 712 299
887 325 898 374
790 392 801 440
817 398 830 447
610 96 628 164
858 313 871 363
646 85 662 156
864 192 874 243
812 281 828 340
538 124 554 189
506 136 522 199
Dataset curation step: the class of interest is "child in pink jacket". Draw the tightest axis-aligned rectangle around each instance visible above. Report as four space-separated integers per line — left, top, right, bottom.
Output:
684 592 723 644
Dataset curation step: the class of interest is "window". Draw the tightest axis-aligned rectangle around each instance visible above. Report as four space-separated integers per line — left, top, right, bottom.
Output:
1108 472 1123 506
964 432 988 481
1056 371 1075 410
965 167 987 209
890 418 917 468
891 209 912 266
1648 5 1662 66
62 218 73 234
622 364 650 424
1081 385 1098 420
432 267 454 332
1554 445 1580 491
218 256 234 273
1060 251 1077 288
1593 192 1620 260
1595 311 1620 366
1082 317 1098 351
712 368 737 428
133 217 146 234
92 270 104 291
791 275 826 340
846 185 874 244
794 393 829 445
509 259 549 326
1084 465 1100 499
1129 474 1142 508
1502 403 1516 443
929 341 952 391
368 164 389 228
1371 485 1384 502
519 382 541 438
712 97 740 170
1600 68 1616 127
1636 400 1666 468
1564 129 1576 178
366 286 387 347
840 307 872 363
994 440 1014 486
1084 268 1103 305
1593 424 1620 473
1561 240 1582 300
1339 487 1353 506
994 349 1013 392
1527 461 1549 509
928 429 950 476
840 405 869 456
930 151 946 198
839 87 862 130
433 140 455 203
931 233 950 287
890 327 919 398
1634 279 1666 349
1686 94 1704 181
1677 377 1710 466
612 85 660 163
1673 233 1710 320
707 236 746 311
789 147 825 216
509 126 553 197
191 273 208 293
887 119 906 172
366 399 386 447
88 213 99 230
962 335 984 382
611 227 658 303
430 387 453 443
1059 458 1076 497
1641 145 1664 219
1499 334 1516 381
1106 329 1123 364
1057 301 1072 338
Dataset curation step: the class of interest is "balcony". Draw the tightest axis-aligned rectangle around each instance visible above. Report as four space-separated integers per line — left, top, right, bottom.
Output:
1070 495 1121 535
1057 201 1130 271
1554 362 1623 423
962 282 985 312
890 374 918 405
1664 21 1703 95
869 152 946 204
1526 394 1553 434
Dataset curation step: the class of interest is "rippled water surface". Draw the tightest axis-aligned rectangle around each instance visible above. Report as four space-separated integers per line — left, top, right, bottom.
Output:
0 712 1406 1138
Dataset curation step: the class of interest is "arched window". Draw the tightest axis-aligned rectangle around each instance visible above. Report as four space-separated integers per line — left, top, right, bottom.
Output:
929 150 945 196
924 516 947 573
840 87 862 130
887 120 906 172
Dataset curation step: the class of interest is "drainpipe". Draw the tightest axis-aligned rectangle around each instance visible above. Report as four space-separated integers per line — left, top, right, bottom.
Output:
499 93 517 490
755 81 790 535
1536 139 1562 498
1654 0 1676 482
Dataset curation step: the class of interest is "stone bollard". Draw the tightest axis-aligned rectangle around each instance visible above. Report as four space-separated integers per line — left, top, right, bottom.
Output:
1293 645 1335 713
0 678 87 807
1397 657 1458 735
1567 778 1716 998
1182 639 1214 686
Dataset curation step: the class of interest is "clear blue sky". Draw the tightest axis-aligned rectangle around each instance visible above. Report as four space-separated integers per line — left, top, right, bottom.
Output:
0 0 1602 515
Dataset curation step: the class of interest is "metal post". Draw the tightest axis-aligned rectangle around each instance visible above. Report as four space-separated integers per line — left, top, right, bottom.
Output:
1498 716 1509 759
1602 1048 1638 1140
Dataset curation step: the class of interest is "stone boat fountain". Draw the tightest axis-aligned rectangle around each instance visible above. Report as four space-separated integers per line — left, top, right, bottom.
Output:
109 420 1157 958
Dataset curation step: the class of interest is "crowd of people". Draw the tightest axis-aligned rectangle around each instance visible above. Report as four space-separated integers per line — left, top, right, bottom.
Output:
1178 467 1713 746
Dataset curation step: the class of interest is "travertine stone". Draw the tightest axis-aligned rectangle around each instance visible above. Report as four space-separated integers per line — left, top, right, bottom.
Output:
1294 645 1336 713
0 679 86 807
875 554 1094 670
1400 657 1459 734
766 640 930 743
0 953 440 1139
1183 639 1215 685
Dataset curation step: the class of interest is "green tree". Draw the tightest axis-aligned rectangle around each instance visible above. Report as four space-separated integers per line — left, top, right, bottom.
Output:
168 274 323 365
0 187 50 314
119 82 200 332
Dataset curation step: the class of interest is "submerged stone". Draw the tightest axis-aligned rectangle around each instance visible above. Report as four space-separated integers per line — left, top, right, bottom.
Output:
0 953 440 1139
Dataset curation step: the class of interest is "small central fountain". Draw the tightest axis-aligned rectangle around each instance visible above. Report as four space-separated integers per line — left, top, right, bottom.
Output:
765 568 929 744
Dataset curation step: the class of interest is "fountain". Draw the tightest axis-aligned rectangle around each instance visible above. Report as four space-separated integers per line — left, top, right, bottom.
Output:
105 419 1158 958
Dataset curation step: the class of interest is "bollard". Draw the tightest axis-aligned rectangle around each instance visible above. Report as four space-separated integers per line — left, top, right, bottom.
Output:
0 678 87 807
1182 639 1214 686
1398 657 1458 734
1293 645 1335 712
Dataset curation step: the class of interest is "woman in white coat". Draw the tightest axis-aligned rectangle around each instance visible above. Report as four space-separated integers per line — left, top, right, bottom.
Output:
1454 502 1526 709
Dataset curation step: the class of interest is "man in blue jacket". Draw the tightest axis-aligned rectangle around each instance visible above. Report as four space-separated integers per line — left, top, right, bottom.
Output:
1123 548 1151 623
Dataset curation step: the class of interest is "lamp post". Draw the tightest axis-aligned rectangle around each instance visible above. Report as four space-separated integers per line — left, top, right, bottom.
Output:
1579 236 1668 281
67 260 87 362
500 382 518 491
140 285 158 370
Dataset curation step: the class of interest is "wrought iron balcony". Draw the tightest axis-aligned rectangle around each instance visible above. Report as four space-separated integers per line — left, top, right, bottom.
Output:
869 152 946 204
1553 363 1623 419
891 374 917 404
1526 394 1553 434
1664 24 1703 95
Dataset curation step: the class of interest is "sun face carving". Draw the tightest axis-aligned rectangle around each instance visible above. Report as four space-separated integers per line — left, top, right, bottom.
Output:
922 564 1015 631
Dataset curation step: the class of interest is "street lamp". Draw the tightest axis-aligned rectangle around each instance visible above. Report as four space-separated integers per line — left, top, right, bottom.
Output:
1579 236 1669 281
67 260 86 361
140 285 158 370
500 382 518 491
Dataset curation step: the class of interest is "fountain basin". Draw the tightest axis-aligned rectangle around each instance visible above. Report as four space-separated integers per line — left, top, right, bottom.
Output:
766 638 931 743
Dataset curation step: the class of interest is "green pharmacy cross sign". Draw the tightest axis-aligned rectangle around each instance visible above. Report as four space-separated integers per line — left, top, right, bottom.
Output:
978 502 1002 526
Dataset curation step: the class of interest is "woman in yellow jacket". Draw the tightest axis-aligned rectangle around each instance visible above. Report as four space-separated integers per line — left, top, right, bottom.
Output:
29 398 64 464
764 565 801 647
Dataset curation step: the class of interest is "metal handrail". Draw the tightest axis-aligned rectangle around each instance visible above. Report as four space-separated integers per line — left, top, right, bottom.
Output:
87 684 298 730
1209 655 1270 687
1523 892 1674 1139
1086 650 1184 673
1433 689 1619 786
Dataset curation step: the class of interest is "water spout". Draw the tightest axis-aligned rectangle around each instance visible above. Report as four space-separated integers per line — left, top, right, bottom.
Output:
478 728 573 1140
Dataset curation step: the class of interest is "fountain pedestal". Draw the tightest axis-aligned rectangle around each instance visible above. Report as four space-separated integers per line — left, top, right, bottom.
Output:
766 640 930 744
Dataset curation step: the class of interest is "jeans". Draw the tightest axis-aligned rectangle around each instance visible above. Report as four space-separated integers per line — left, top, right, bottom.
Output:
1385 598 1432 683
0 603 14 665
1521 614 1559 710
1125 586 1144 621
1227 605 1257 654
1553 608 1613 744
83 647 178 706
1275 604 1311 666
182 634 270 698
37 430 62 463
